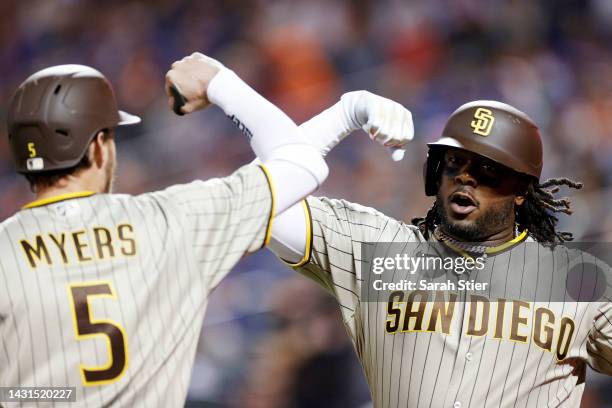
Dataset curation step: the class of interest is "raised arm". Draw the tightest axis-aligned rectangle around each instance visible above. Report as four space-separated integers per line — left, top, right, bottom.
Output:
165 52 328 214
270 91 415 264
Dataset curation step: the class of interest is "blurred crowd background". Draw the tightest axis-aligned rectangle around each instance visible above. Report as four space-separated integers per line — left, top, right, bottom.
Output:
2 0 612 406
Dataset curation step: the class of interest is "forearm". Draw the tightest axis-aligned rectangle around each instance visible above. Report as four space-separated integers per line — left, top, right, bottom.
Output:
298 91 368 156
208 69 318 162
208 68 328 215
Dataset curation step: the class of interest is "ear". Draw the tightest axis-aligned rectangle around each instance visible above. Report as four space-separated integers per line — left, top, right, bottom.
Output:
514 194 525 206
514 177 531 207
90 131 107 169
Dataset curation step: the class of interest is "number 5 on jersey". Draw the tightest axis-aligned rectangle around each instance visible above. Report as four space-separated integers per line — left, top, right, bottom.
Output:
68 282 128 386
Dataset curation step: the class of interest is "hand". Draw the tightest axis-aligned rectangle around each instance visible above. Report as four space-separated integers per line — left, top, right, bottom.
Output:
356 91 414 161
297 91 414 160
165 52 225 114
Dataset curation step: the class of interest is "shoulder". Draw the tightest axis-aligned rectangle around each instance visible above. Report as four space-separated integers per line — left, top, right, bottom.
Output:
88 192 160 214
306 196 423 242
0 213 21 236
147 164 268 203
307 196 388 219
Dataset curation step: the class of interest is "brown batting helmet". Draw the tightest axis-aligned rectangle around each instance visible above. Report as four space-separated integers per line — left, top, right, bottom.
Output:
7 64 140 174
424 100 543 196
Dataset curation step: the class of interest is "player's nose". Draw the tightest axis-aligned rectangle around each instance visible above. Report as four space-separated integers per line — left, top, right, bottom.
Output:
454 164 478 188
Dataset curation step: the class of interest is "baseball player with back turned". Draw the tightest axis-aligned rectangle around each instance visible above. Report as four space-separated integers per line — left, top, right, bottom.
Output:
268 100 612 407
0 52 414 407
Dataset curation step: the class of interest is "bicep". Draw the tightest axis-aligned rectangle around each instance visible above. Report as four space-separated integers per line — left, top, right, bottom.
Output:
156 164 273 264
268 201 310 265
201 165 274 255
287 198 386 311
275 197 361 275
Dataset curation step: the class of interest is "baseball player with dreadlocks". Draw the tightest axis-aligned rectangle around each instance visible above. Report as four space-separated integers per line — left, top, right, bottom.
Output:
0 51 414 407
268 100 612 407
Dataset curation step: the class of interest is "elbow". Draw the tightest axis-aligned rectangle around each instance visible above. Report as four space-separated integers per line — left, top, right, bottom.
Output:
270 143 329 187
308 149 329 186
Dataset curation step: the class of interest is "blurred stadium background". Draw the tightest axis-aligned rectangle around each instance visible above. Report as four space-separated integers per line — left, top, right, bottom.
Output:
2 0 612 406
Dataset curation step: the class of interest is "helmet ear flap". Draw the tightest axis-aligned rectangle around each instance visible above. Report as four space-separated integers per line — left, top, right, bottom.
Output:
424 149 443 196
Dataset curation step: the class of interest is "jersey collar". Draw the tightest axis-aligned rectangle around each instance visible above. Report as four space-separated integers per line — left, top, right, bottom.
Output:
22 191 96 209
485 229 528 255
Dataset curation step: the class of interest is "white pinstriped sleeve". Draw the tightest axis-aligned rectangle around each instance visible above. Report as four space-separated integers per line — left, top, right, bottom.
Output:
148 164 273 291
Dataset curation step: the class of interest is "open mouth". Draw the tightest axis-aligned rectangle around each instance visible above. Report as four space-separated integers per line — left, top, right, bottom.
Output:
449 191 478 215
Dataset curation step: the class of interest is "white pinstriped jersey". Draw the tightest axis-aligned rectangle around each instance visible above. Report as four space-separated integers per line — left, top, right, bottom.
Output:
0 164 273 407
292 196 612 408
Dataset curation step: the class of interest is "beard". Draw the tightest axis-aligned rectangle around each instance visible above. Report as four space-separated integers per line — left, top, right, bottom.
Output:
435 193 514 241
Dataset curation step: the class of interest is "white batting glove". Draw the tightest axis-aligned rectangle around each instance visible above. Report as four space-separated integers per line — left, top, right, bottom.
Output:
299 90 414 161
353 91 414 161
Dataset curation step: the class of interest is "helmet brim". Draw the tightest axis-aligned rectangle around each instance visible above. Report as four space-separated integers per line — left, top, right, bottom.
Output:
427 137 464 150
428 136 535 177
118 110 141 125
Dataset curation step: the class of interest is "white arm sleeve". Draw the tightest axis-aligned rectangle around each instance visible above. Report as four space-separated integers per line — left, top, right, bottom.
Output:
207 68 329 215
266 97 362 263
297 90 368 156
262 159 319 216
268 202 308 262
267 90 414 262
265 92 372 263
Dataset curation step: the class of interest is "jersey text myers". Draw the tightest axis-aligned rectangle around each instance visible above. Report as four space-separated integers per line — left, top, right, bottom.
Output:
19 224 137 268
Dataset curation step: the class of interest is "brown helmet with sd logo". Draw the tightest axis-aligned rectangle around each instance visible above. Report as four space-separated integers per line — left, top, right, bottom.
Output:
423 100 543 196
7 64 140 174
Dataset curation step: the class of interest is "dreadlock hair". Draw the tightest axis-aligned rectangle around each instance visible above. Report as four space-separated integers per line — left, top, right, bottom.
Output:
411 202 437 240
411 177 583 245
516 177 583 243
